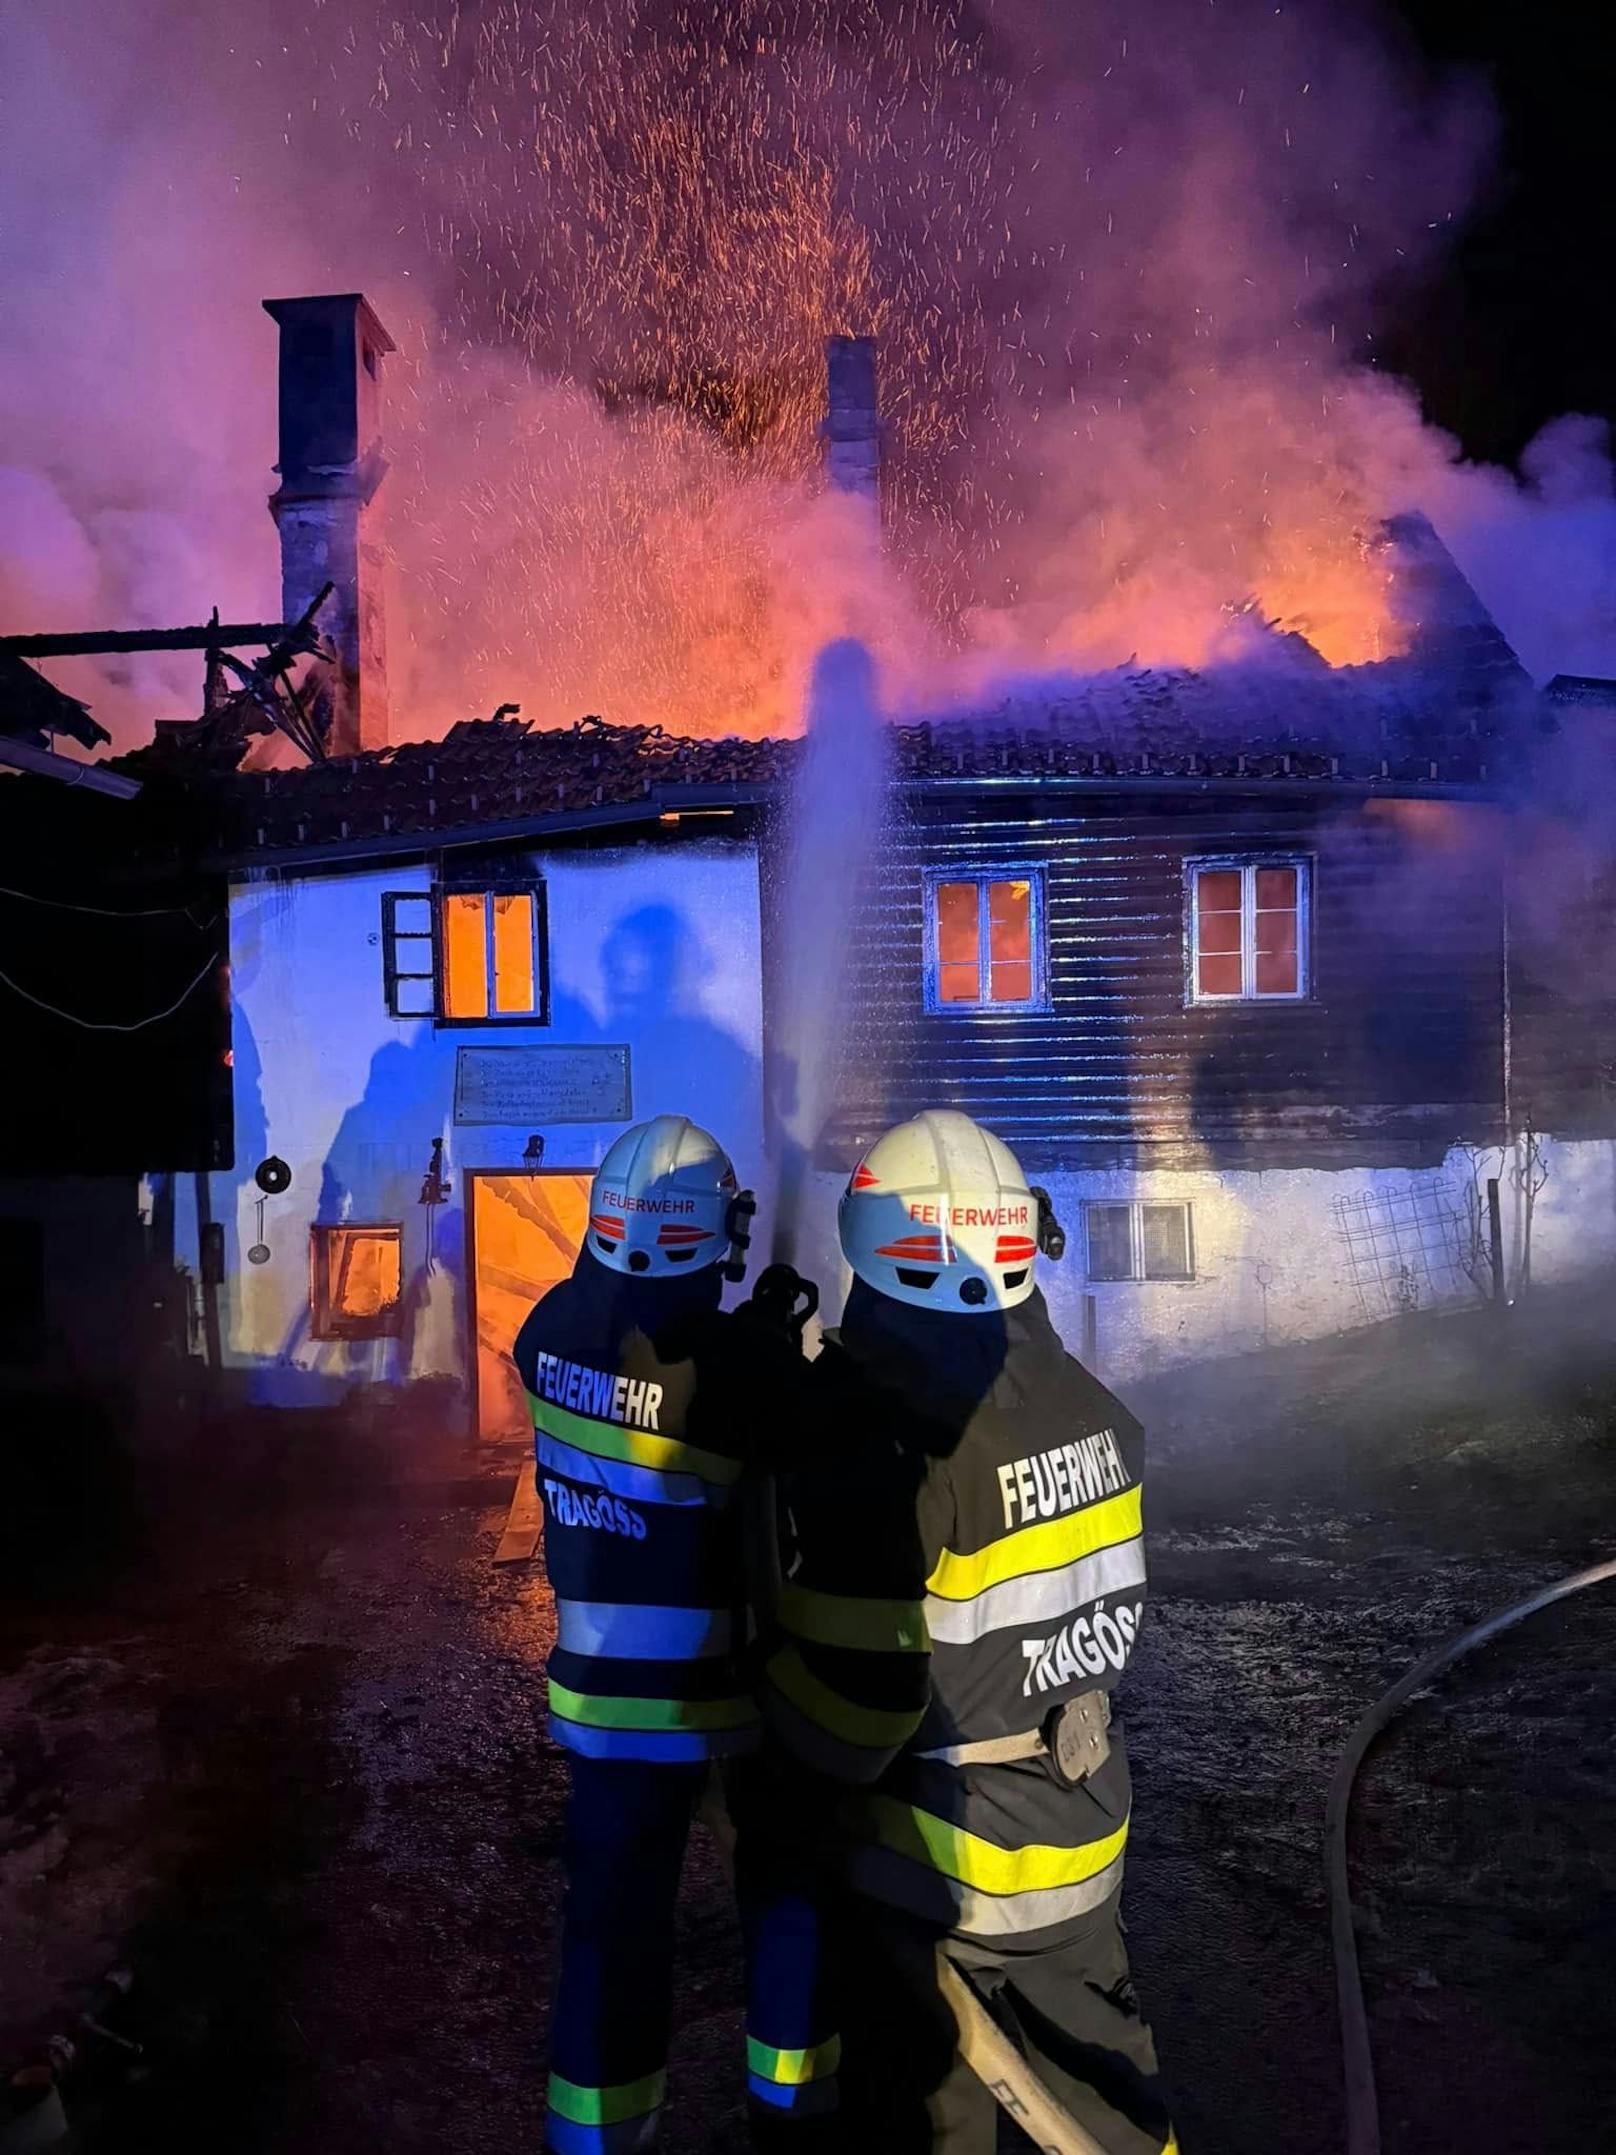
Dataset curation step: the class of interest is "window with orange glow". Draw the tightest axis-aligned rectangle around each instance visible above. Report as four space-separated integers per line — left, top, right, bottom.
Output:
381 884 547 1023
1188 859 1309 1003
310 1224 404 1340
923 869 1047 1012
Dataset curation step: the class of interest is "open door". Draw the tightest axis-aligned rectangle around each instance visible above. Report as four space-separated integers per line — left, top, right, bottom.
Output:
469 1172 591 1439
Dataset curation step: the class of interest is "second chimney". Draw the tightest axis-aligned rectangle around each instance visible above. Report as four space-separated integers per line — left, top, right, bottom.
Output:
823 335 881 519
264 292 394 757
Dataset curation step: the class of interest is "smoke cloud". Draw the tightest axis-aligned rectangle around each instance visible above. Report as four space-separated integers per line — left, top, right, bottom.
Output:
2 0 1612 749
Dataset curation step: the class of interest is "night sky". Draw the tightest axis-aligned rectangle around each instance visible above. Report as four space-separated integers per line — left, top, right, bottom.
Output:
1386 0 1616 462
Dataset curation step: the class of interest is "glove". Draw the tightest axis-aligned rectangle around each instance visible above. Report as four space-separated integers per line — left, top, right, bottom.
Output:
739 1263 820 1348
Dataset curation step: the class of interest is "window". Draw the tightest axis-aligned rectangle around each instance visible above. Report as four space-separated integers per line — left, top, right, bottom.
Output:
310 1224 403 1340
382 885 548 1023
1085 1202 1194 1283
1187 858 1309 1003
923 868 1047 1011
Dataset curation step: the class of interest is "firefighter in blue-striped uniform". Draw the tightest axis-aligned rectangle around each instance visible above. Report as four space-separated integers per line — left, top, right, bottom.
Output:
514 1114 837 2152
762 1110 1176 2154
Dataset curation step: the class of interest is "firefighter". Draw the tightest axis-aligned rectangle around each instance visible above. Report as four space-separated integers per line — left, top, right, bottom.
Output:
761 1109 1175 2155
514 1114 837 2153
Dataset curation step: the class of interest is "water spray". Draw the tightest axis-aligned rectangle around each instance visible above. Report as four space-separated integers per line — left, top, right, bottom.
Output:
765 335 891 1275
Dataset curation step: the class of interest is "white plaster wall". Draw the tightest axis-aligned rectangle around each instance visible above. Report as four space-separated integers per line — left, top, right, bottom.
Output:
184 840 764 1405
1498 1134 1616 1295
791 1138 1616 1389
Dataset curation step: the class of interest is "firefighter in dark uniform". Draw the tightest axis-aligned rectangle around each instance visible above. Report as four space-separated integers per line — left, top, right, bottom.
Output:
513 1114 837 2153
760 1109 1176 2154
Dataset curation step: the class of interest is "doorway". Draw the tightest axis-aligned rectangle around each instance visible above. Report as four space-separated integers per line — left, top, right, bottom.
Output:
468 1171 592 1439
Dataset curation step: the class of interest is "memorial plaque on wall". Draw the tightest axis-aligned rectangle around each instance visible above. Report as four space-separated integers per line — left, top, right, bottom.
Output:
454 1044 632 1126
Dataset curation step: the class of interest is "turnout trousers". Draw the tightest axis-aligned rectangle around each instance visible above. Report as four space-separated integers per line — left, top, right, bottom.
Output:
543 1755 839 2153
834 1888 1175 2155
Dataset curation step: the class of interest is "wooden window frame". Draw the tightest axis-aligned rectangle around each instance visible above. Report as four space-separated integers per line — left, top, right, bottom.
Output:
921 865 1050 1015
1185 855 1311 1006
1084 1201 1195 1284
381 892 438 1018
381 882 550 1027
309 1222 405 1340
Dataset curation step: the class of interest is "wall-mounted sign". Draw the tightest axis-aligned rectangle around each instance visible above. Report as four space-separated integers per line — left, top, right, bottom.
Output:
454 1044 632 1126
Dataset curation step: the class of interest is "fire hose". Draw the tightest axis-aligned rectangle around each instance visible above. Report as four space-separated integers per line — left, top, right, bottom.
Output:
935 1952 1112 2155
952 1551 1616 2155
748 1268 1616 2149
1326 1554 1616 2155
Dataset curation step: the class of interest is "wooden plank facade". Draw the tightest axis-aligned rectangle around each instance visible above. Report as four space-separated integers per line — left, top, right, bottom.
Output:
819 785 1513 1173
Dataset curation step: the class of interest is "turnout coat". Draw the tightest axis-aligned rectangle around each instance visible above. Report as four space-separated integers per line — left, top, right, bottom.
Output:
515 1248 773 1764
764 1284 1147 1944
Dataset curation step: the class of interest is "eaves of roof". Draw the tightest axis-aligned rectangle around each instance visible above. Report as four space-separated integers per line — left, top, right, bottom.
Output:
211 763 1500 875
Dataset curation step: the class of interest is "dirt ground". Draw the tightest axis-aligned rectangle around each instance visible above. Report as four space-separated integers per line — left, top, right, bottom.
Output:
3 1291 1614 2155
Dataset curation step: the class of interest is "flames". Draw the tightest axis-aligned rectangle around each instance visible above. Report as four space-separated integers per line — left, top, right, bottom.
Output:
326 0 1483 737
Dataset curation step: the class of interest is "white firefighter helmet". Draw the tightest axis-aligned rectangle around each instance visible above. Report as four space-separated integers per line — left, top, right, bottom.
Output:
838 1109 1057 1313
587 1114 753 1281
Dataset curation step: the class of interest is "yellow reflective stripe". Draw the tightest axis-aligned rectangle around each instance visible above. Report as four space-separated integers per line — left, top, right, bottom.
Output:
746 2035 842 2086
546 2068 666 2125
927 1486 1142 1602
528 1390 740 1486
777 1582 929 1653
547 1680 758 1733
862 1796 1130 1897
765 1644 924 1751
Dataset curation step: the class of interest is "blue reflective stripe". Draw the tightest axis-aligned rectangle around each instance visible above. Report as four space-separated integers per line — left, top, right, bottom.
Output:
556 1599 736 1660
747 2074 839 2115
536 1430 718 1510
544 2110 660 2154
549 1712 760 1764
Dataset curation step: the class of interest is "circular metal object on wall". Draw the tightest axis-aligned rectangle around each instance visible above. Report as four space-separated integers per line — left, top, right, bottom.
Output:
247 1244 272 1266
254 1156 292 1195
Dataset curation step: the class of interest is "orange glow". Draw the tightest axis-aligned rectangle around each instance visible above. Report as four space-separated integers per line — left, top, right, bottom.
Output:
361 2 1449 742
442 892 489 1018
311 1225 403 1339
935 882 980 1003
472 1173 591 1438
988 881 1033 1005
340 1229 401 1319
491 893 536 1015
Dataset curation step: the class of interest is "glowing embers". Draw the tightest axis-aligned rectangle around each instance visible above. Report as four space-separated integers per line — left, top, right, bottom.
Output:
443 890 541 1018
1188 860 1308 1003
927 871 1045 1011
309 1223 403 1340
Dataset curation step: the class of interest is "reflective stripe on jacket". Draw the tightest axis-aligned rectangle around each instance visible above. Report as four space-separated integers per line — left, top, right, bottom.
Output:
515 1252 761 1763
767 1285 1148 1942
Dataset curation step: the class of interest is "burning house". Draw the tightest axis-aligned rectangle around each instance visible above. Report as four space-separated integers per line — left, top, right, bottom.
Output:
6 289 1615 1431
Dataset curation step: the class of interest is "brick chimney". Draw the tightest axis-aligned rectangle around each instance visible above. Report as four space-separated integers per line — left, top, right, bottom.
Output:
264 293 394 756
823 335 881 518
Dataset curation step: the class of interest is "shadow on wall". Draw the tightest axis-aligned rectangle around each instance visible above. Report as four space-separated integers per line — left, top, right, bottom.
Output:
561 900 760 1135
268 1026 460 1399
256 897 762 1402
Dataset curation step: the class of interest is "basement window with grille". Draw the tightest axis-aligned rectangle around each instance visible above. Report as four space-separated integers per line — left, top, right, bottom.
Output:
922 867 1048 1012
1085 1202 1195 1283
1186 858 1310 1003
381 885 549 1024
310 1223 404 1339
